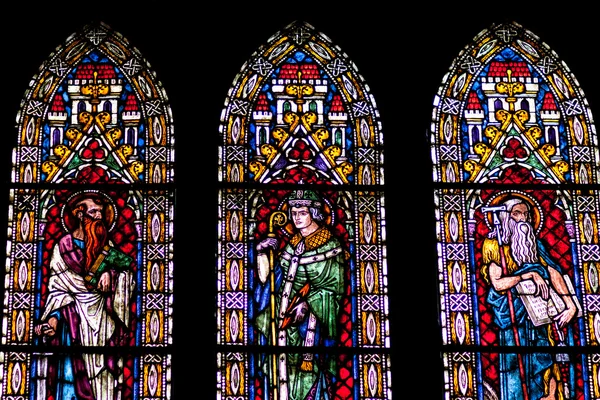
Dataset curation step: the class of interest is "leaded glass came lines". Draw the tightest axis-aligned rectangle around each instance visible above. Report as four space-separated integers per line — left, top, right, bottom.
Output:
430 21 599 400
216 21 391 400
2 22 174 400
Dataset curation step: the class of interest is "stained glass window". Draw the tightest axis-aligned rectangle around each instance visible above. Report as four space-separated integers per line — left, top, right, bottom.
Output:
216 21 391 399
430 21 598 399
1 22 174 399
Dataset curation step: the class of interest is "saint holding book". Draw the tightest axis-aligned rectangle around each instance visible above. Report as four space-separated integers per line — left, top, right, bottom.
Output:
34 190 136 400
481 194 580 400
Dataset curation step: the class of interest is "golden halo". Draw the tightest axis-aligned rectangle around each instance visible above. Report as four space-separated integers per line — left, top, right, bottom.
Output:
61 190 117 233
483 190 543 235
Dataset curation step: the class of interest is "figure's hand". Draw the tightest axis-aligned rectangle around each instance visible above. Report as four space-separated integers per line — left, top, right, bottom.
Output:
34 316 58 337
291 301 309 324
97 272 111 292
526 272 549 300
555 306 577 328
257 237 278 252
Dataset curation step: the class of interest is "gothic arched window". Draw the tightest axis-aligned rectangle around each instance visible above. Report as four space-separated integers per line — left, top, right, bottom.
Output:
1 22 174 399
431 21 598 399
216 21 392 399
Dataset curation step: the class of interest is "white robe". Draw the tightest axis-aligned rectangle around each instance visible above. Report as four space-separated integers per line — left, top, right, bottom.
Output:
40 242 135 399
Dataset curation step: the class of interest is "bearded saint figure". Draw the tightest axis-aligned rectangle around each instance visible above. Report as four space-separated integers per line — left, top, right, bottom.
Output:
34 191 136 400
481 197 579 400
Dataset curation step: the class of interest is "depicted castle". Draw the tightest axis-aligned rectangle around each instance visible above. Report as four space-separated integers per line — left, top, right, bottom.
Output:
463 61 561 160
251 63 350 180
47 63 141 159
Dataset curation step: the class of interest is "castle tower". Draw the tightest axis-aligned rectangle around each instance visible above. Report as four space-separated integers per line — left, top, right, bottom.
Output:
122 93 141 157
464 91 485 158
540 91 562 158
328 94 348 160
47 94 68 156
67 64 123 129
251 93 273 158
271 63 327 135
481 61 539 128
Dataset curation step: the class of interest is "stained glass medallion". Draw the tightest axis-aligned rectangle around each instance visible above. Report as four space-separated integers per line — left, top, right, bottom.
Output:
430 21 598 400
1 22 174 399
216 21 391 400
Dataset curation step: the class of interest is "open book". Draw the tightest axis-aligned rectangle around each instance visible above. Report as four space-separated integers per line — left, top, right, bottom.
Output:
515 274 582 326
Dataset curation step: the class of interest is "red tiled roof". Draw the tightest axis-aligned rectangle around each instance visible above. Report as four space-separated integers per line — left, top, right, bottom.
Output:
278 63 321 80
488 61 530 78
75 64 117 80
466 91 482 110
330 94 344 112
50 94 66 112
255 93 269 111
124 94 139 112
541 92 557 111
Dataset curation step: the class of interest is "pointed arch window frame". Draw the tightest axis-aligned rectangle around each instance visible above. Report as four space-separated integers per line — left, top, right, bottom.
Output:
429 20 600 400
0 21 175 400
215 20 393 400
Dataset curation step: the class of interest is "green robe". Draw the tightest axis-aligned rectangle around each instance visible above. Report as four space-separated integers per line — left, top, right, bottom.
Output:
255 226 345 399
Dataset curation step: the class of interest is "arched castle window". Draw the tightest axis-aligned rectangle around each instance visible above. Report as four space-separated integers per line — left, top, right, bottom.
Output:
430 21 598 399
52 128 62 149
283 100 292 113
259 127 267 144
1 22 174 399
216 21 392 399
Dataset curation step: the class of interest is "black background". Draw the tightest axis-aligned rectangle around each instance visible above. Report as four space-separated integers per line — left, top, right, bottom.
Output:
1 3 599 398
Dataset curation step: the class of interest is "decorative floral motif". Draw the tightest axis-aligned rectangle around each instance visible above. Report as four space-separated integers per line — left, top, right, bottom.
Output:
501 137 528 160
286 139 314 162
81 139 106 160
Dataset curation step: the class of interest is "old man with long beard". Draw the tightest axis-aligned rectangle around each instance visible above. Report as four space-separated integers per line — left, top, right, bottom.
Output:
34 192 136 400
481 197 579 400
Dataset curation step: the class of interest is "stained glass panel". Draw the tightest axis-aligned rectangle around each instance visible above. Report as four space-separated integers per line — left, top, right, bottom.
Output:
430 21 598 400
1 22 174 399
216 21 391 400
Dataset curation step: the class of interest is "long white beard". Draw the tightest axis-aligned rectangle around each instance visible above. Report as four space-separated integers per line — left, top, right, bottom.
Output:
507 219 538 266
